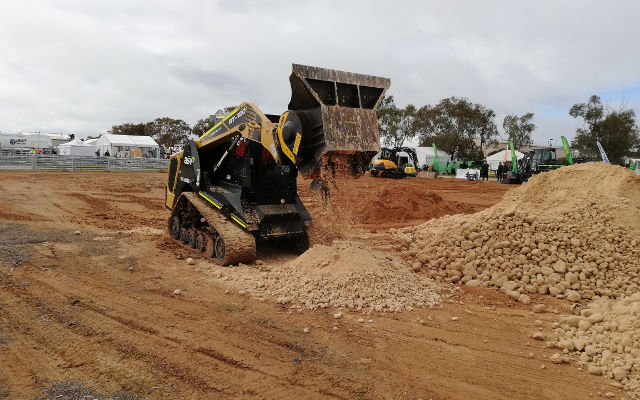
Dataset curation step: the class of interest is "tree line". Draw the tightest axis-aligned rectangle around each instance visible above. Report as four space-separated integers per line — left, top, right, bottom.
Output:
377 94 639 164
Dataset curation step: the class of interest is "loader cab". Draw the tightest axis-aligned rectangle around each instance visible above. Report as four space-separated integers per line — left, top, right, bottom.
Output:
532 148 556 163
199 138 297 206
531 148 557 171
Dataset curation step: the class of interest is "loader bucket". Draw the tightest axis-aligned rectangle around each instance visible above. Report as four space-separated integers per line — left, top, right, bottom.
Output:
288 64 390 178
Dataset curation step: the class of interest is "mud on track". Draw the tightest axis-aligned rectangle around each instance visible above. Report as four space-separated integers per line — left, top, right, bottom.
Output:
0 172 616 399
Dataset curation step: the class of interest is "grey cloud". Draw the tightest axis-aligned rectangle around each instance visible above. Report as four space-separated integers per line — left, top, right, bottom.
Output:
0 0 639 145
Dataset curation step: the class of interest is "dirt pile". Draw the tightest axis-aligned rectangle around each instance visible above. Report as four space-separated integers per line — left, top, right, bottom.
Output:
549 294 640 394
208 242 447 312
400 163 640 301
306 179 476 245
355 187 475 225
500 161 640 231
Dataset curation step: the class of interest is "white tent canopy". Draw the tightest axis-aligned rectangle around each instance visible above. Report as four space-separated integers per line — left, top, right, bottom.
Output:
58 139 97 156
94 134 159 158
412 146 452 169
486 149 525 171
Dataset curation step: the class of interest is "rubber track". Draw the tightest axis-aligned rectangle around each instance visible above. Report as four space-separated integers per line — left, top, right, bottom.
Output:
182 192 256 265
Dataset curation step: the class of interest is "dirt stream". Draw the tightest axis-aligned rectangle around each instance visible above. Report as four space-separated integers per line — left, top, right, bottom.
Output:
0 171 622 399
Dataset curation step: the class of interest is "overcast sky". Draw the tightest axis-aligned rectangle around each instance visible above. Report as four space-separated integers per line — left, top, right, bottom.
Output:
1 0 639 145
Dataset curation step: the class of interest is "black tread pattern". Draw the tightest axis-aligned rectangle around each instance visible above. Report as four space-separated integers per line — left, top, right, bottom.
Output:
181 192 256 265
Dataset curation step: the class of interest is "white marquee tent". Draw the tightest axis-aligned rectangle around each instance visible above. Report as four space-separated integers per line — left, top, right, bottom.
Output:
486 149 525 172
58 139 97 156
412 146 452 169
94 134 159 158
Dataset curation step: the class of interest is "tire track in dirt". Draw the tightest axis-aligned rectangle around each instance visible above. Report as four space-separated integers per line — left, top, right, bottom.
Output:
1 257 372 399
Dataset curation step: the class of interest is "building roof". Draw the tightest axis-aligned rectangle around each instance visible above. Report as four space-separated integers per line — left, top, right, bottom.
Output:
20 132 71 140
59 139 95 147
98 134 158 147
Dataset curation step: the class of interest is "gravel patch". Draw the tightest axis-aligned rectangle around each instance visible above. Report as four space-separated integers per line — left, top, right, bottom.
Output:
0 223 70 266
38 380 138 400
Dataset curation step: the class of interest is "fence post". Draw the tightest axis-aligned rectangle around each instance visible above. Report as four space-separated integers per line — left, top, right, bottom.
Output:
72 157 75 172
32 155 36 170
141 158 145 171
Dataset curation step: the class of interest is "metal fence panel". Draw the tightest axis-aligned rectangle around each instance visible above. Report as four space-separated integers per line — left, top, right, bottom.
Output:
0 155 169 172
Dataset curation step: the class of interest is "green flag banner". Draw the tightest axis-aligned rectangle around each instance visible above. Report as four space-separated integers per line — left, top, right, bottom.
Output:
509 140 518 173
561 136 573 165
432 143 439 172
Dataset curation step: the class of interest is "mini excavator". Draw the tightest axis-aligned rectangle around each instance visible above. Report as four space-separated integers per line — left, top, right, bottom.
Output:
370 147 418 178
165 64 390 264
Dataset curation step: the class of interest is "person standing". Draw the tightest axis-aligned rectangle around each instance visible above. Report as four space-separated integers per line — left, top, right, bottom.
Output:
481 161 489 181
497 162 503 182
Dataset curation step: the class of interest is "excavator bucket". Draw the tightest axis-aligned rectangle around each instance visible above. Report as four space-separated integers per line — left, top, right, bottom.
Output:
288 64 390 178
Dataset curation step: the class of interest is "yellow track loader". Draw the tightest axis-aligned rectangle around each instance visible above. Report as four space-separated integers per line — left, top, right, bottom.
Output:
165 64 390 264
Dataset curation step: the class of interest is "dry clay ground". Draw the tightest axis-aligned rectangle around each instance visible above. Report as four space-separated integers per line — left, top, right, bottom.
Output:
0 172 618 399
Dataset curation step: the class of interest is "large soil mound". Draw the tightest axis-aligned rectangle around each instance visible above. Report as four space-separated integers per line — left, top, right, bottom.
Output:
401 162 640 300
501 162 640 230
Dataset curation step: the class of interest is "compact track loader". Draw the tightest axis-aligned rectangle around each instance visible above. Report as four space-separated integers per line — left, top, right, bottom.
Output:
165 64 390 264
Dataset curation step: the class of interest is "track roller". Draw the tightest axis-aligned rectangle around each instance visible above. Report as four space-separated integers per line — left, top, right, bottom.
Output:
170 216 181 239
195 232 206 252
179 228 188 244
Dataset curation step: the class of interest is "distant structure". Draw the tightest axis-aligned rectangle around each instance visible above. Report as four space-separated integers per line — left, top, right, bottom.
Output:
0 132 71 153
94 134 159 158
474 138 565 159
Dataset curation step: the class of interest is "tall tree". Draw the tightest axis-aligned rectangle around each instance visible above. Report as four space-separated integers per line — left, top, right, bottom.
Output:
503 112 536 150
192 106 237 138
377 95 418 148
147 117 192 147
109 122 150 136
416 97 498 159
569 95 640 164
